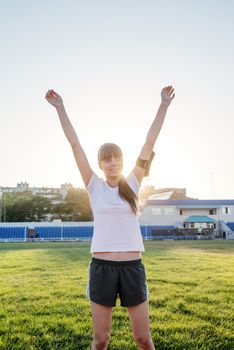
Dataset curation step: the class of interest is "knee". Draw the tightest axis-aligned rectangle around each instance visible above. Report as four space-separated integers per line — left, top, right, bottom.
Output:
134 332 153 348
93 332 110 348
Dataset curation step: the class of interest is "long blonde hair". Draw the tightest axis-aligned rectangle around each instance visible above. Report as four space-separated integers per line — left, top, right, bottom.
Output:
98 143 138 215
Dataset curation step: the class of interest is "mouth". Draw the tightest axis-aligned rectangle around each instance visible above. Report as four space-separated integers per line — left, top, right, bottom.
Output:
110 168 119 171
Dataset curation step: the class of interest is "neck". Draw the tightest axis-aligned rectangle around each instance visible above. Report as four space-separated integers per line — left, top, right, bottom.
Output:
105 175 121 188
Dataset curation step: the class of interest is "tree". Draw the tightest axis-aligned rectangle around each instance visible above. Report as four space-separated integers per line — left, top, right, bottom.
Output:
6 194 52 222
2 187 93 222
52 188 93 221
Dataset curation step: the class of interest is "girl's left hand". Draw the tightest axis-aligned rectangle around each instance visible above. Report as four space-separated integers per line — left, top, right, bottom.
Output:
45 89 64 109
161 86 175 106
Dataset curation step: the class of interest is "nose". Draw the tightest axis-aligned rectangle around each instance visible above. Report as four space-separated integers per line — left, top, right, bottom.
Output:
112 158 118 164
110 157 120 168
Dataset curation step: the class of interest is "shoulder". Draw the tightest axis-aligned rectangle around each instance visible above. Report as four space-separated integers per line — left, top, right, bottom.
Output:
85 172 103 192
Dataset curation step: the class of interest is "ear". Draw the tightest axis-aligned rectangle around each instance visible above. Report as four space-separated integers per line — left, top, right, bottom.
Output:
98 161 103 170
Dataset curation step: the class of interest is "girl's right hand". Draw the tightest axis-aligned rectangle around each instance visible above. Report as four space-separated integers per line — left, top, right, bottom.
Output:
45 89 63 109
161 86 175 106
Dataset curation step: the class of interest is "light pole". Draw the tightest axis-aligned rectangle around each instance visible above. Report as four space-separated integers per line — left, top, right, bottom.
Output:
0 192 1 222
3 194 6 222
0 192 7 222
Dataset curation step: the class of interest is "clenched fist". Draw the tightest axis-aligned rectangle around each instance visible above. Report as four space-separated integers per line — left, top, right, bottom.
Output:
45 89 63 109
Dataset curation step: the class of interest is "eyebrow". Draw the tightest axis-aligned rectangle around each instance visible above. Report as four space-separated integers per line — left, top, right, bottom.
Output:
104 155 121 159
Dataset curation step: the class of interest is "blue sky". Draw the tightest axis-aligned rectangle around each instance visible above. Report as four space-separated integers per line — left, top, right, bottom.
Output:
0 0 234 199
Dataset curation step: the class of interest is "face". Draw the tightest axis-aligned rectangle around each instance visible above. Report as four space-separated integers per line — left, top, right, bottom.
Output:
99 154 123 178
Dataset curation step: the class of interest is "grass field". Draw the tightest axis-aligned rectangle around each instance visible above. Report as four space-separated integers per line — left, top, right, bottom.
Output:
0 240 234 350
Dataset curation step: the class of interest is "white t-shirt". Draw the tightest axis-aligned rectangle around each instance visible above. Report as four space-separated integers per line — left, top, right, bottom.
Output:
86 172 145 253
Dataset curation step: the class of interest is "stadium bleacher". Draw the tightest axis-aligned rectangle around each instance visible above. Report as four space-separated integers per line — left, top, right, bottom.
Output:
0 226 27 241
227 222 234 231
0 223 218 242
34 225 94 240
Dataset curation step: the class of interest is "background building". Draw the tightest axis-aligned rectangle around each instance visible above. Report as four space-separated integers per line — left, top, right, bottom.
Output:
0 182 73 200
139 193 234 240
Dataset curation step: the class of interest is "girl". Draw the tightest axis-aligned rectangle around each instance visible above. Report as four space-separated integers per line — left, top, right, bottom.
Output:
45 86 175 350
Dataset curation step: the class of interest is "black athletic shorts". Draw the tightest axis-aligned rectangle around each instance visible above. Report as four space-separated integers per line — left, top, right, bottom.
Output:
86 257 150 307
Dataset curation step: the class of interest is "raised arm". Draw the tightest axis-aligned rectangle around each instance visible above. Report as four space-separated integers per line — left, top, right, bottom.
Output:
45 89 93 187
131 85 175 184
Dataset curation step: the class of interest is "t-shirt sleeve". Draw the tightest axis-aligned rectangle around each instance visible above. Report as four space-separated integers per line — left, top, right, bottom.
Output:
126 171 141 195
85 172 102 193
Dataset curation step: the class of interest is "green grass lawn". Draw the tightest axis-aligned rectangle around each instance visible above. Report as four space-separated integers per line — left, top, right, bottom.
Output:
0 240 234 350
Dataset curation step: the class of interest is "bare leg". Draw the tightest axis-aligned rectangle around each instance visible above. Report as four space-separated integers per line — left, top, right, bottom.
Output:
90 301 113 350
127 300 155 350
